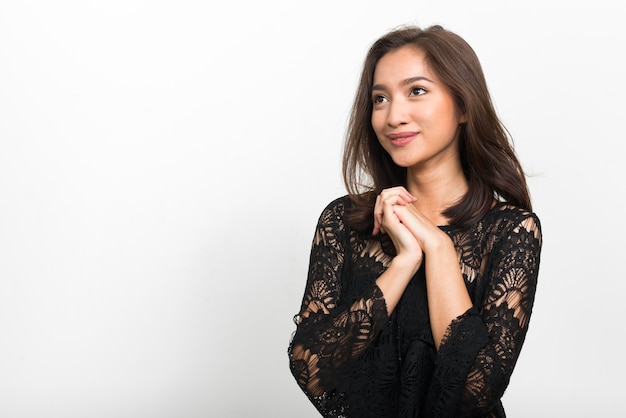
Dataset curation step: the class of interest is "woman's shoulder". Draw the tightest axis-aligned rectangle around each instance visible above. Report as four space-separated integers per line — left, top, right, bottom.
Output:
321 194 352 211
483 202 542 239
489 202 540 224
316 195 352 224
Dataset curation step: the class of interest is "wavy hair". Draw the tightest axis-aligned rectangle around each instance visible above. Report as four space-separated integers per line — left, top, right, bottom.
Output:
342 25 531 231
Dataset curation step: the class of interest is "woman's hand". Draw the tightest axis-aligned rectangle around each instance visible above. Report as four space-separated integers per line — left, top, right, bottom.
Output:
392 201 451 254
373 187 450 256
373 187 423 270
373 187 416 235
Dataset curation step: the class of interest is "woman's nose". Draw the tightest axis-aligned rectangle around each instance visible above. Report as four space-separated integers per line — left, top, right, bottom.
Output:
386 99 409 127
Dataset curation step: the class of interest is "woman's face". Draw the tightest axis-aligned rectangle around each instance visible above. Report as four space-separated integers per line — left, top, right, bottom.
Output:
371 45 466 171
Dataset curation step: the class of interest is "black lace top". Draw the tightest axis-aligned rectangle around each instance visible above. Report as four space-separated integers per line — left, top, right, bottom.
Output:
288 196 542 418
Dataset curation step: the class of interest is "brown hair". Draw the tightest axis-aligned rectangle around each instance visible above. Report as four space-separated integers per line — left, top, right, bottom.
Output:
342 25 532 231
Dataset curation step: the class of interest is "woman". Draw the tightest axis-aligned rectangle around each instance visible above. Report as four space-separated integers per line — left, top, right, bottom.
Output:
288 25 542 418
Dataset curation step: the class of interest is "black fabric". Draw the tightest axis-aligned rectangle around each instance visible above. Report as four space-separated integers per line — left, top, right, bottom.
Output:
288 195 542 417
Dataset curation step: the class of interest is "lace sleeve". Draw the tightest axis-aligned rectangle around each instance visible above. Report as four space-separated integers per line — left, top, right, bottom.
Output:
288 198 388 413
426 213 543 417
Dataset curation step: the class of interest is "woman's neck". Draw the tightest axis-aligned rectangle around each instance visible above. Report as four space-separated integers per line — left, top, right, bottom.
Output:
406 164 468 226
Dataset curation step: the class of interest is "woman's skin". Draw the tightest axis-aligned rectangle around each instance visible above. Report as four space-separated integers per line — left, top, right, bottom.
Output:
369 45 473 350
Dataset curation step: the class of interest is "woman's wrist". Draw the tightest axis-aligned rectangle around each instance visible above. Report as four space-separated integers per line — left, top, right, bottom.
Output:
422 229 455 255
390 251 422 278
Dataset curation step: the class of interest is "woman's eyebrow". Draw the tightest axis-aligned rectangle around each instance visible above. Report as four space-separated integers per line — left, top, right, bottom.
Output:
372 76 435 92
402 76 434 85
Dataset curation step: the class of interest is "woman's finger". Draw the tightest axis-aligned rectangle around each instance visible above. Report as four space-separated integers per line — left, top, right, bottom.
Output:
373 194 383 235
379 186 415 204
373 187 416 235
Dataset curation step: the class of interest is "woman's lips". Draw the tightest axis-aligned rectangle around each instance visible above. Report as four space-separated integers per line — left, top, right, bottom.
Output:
387 131 418 146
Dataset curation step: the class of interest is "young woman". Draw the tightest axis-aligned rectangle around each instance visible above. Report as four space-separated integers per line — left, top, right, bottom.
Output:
288 25 542 418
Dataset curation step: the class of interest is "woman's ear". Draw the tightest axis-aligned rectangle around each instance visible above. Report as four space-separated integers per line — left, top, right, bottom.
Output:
459 110 467 124
457 102 467 124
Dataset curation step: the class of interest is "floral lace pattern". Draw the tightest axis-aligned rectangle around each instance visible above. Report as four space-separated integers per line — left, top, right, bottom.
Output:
289 196 542 418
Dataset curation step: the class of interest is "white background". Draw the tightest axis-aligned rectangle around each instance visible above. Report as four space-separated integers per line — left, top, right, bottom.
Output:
1 1 624 417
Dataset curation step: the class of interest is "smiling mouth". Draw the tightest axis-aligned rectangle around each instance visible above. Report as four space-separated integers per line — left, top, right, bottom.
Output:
387 132 417 145
388 131 417 139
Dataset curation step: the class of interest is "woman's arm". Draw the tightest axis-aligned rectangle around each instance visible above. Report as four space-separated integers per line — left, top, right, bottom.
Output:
288 198 389 401
391 200 473 349
426 213 543 417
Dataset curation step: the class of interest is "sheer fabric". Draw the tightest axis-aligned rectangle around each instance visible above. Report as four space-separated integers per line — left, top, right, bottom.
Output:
288 196 542 418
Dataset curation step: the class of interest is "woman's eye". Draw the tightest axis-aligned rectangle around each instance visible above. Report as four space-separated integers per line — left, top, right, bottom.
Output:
410 87 426 96
372 95 388 104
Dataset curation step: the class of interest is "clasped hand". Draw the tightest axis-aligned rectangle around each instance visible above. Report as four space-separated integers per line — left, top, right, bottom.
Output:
373 186 447 270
